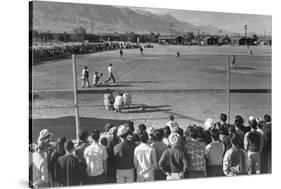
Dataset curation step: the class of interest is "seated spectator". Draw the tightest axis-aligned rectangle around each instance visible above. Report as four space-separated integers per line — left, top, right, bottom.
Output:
114 93 123 112
162 126 171 147
134 132 157 182
123 93 132 108
49 136 66 187
114 125 135 183
223 135 249 176
104 92 114 111
206 129 224 177
84 129 108 184
150 129 169 181
57 140 82 186
159 133 188 180
244 117 263 174
184 127 206 178
166 115 179 132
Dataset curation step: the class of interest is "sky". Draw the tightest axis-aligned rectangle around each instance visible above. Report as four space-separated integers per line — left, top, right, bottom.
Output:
131 7 272 35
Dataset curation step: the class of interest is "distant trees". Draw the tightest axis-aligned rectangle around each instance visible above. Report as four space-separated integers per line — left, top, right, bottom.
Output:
185 32 195 42
71 27 87 42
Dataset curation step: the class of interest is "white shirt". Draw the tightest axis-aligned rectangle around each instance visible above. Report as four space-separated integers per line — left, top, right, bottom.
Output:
108 66 112 74
84 141 108 176
114 95 123 106
134 143 157 178
166 120 179 131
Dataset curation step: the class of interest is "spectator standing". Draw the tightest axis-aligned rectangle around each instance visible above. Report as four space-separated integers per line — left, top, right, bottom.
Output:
184 127 207 178
84 129 108 184
134 132 158 182
81 66 90 88
57 140 82 186
244 117 263 174
150 129 169 180
159 133 188 180
223 125 243 152
73 131 90 185
162 126 171 147
114 125 135 183
49 136 66 187
263 114 272 173
217 113 229 141
223 135 249 176
32 129 54 188
206 129 225 177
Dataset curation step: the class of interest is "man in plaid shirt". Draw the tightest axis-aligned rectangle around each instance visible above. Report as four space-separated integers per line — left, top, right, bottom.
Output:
184 127 207 178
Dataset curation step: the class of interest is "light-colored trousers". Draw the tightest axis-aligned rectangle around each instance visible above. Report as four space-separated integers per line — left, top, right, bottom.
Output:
116 169 134 183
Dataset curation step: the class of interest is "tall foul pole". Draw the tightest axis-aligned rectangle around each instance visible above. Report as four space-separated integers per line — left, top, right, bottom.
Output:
227 56 231 124
72 54 80 142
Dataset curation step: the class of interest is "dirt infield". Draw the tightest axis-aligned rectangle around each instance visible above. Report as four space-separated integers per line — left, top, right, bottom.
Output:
31 45 272 142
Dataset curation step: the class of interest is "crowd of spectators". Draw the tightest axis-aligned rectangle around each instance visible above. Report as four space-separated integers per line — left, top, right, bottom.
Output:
29 113 272 188
32 41 140 61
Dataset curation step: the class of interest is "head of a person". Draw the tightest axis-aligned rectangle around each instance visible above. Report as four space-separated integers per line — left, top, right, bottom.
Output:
127 121 134 134
235 115 244 125
56 136 67 154
104 123 113 132
117 124 130 139
234 119 240 127
204 118 214 130
248 117 257 130
146 126 156 141
79 131 88 142
220 113 227 123
64 140 75 153
257 120 266 130
169 115 175 121
139 131 149 143
230 134 240 147
211 128 220 141
163 126 171 138
228 124 236 135
154 128 164 141
90 129 100 142
94 71 98 74
264 114 271 123
174 127 184 138
100 137 107 147
109 63 112 66
38 129 53 143
84 66 88 69
138 124 147 133
189 127 198 139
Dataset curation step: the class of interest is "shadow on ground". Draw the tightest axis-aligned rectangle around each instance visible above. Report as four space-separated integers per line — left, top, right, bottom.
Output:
30 116 129 143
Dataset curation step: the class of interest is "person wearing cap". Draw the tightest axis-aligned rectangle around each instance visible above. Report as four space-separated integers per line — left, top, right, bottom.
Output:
134 131 157 182
114 93 123 112
159 133 188 180
84 129 108 184
114 125 135 183
150 128 168 180
32 129 54 188
57 140 82 186
184 127 207 178
244 117 263 174
206 129 225 177
166 115 179 131
81 66 90 88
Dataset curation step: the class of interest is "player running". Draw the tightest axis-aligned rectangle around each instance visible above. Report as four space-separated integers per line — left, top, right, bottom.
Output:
104 63 116 84
93 71 103 87
120 48 124 59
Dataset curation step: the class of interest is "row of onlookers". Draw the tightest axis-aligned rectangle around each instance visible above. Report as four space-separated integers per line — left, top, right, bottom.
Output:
29 113 271 188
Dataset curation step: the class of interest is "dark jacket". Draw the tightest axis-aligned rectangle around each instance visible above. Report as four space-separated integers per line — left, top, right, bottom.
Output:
114 140 135 170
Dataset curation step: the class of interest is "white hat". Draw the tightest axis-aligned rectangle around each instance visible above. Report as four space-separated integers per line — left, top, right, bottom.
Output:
248 115 255 122
38 129 53 142
117 125 129 137
204 118 214 130
169 133 180 146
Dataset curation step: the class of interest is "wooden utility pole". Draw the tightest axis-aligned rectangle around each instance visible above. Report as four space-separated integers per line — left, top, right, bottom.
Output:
72 54 80 142
170 23 174 44
227 56 231 124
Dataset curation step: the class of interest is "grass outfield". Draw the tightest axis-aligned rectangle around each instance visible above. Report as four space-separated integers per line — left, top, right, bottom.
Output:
31 45 272 142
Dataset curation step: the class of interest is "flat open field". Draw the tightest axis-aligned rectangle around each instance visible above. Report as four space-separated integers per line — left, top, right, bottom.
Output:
31 45 272 142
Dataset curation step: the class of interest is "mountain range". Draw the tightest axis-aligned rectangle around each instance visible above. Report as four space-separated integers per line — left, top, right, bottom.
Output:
31 1 232 35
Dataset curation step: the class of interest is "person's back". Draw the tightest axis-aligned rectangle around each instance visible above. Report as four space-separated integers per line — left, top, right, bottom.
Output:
114 140 135 170
247 130 262 152
57 153 81 186
223 147 247 176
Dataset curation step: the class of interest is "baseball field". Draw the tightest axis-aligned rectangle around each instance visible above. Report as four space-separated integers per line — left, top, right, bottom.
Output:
31 44 271 142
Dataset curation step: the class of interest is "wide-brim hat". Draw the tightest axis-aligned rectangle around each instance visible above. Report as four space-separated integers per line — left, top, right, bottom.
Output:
117 125 129 137
204 118 214 130
38 129 53 142
169 133 180 146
